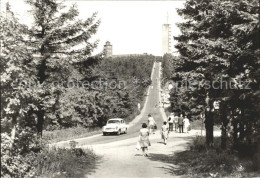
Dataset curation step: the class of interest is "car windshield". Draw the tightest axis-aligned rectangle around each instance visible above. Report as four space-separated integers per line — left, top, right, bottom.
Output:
107 120 120 124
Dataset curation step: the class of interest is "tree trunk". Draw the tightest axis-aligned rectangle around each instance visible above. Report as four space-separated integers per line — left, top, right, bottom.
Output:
10 124 16 149
239 122 245 141
36 109 44 137
221 112 228 149
221 124 227 149
205 110 214 146
232 118 238 148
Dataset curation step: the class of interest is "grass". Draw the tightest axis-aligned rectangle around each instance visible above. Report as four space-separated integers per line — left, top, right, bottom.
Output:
190 119 221 131
33 147 99 178
171 136 260 177
43 126 102 143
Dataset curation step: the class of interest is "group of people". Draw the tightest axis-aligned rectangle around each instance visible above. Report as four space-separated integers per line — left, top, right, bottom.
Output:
137 113 191 156
168 113 191 133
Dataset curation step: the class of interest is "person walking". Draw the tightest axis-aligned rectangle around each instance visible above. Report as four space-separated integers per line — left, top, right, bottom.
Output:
161 121 169 145
183 116 190 133
178 114 184 133
139 123 151 156
174 114 179 132
137 103 141 111
148 114 156 134
168 113 174 132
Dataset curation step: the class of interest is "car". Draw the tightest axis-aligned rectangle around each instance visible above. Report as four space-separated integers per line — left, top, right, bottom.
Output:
102 118 128 136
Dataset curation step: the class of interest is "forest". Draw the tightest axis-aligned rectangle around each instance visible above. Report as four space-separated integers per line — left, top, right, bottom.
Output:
0 1 155 177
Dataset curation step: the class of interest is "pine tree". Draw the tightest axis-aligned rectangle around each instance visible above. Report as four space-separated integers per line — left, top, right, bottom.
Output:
174 0 260 149
25 0 100 135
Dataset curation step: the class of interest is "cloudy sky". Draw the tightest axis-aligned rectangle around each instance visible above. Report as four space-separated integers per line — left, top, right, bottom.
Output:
2 0 185 56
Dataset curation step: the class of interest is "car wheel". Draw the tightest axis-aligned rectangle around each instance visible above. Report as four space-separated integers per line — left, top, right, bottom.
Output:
117 129 121 135
125 128 127 134
103 132 107 136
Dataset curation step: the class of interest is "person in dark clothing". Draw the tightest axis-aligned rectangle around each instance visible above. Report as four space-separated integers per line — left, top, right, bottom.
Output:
178 114 184 133
204 108 214 146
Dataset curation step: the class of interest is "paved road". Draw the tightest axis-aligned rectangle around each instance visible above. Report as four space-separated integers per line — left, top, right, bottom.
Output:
55 61 164 147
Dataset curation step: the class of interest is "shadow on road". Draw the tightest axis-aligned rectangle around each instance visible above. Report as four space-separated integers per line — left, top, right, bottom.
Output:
157 141 166 144
146 137 195 176
147 151 189 176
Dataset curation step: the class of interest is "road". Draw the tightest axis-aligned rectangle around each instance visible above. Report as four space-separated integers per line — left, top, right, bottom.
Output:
54 62 209 178
55 61 165 148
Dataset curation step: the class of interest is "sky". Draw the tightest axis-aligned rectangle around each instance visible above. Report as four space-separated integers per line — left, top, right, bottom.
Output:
1 0 185 56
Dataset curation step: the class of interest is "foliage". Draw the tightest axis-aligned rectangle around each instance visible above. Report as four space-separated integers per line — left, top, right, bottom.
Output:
23 0 101 135
1 2 155 177
1 133 36 178
33 147 98 178
163 0 260 152
1 1 100 177
1 132 98 178
43 126 101 143
161 54 176 84
95 55 154 124
171 136 258 177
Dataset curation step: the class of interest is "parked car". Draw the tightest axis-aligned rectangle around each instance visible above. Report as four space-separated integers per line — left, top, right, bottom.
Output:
102 118 128 136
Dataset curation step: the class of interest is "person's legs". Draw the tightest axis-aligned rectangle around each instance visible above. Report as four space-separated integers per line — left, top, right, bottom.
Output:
142 147 145 155
182 125 184 133
149 125 152 134
170 123 173 131
144 147 148 156
179 125 181 133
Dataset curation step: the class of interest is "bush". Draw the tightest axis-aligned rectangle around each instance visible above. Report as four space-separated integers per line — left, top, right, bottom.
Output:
1 133 98 178
172 136 259 177
43 126 101 143
190 136 207 152
33 147 98 178
1 133 38 178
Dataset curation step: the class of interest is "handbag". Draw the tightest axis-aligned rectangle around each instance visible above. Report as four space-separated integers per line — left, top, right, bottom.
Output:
136 141 141 150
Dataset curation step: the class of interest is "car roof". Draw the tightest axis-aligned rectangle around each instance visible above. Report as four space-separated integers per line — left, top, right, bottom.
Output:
108 118 123 121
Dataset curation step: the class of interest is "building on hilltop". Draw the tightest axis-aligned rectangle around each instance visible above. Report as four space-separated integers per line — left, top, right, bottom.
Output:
104 41 113 57
162 13 172 55
162 24 172 55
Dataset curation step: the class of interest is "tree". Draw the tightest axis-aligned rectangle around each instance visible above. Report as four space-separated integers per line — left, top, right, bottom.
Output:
1 4 38 150
25 0 100 136
0 5 41 177
173 0 259 150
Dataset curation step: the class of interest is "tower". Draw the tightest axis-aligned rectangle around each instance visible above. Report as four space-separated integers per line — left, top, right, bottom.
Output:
104 41 113 57
162 13 172 55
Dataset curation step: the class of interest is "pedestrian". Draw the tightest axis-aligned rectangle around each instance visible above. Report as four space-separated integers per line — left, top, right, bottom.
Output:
168 113 174 131
139 123 151 156
137 103 141 111
161 121 169 145
174 114 179 132
183 116 190 133
148 114 156 134
178 114 184 133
